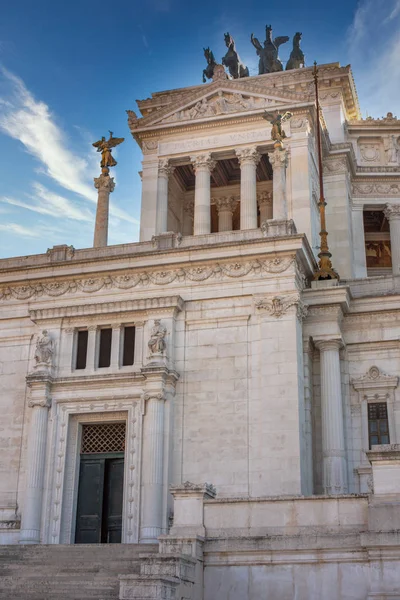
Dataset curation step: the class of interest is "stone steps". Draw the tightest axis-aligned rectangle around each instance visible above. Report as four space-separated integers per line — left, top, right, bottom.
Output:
0 544 159 600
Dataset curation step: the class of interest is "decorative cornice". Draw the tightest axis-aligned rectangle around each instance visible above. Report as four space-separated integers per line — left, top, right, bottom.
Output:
352 366 399 392
1 257 296 302
352 182 400 197
170 481 217 498
254 293 308 320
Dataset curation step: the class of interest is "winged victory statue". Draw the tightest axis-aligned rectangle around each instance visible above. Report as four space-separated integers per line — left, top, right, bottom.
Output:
93 131 125 173
263 110 293 147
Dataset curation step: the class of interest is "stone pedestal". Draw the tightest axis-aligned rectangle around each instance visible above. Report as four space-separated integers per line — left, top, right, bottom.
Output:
93 173 115 247
156 160 174 235
19 375 52 544
169 482 216 538
215 197 237 232
236 147 260 230
261 219 297 238
315 339 348 495
384 203 400 276
191 154 216 236
269 148 288 220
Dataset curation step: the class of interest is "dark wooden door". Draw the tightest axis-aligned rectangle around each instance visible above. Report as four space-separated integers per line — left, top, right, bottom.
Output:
75 454 124 544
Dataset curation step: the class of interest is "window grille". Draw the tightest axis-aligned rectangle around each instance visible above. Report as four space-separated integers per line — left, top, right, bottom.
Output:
81 422 126 454
368 402 389 448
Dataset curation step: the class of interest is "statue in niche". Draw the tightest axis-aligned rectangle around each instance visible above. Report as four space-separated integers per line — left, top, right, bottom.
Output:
286 32 305 70
34 330 54 368
263 110 293 145
384 135 400 164
202 47 217 83
148 319 167 355
222 32 249 79
250 25 289 74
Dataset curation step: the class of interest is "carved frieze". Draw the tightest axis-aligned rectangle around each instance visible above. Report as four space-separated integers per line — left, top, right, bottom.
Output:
254 293 308 320
0 257 296 302
352 182 400 197
359 142 381 163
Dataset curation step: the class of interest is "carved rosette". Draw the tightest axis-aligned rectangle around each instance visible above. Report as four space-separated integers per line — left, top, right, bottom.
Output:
94 174 115 193
235 147 261 167
269 148 288 170
323 157 347 174
158 159 175 178
214 196 238 215
257 191 272 207
255 294 308 320
190 153 216 174
384 203 400 221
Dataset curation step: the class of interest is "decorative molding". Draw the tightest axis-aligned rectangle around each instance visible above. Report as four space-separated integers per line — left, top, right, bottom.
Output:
257 191 272 206
214 196 238 214
2 257 296 302
352 182 400 197
46 245 75 262
269 149 288 169
324 157 348 173
235 146 261 167
159 127 271 156
170 481 216 498
142 139 158 154
384 203 400 221
254 293 308 320
190 153 217 173
352 366 399 393
94 173 115 193
158 159 175 177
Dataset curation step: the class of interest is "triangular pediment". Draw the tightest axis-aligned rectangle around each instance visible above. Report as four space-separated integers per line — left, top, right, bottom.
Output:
133 78 310 131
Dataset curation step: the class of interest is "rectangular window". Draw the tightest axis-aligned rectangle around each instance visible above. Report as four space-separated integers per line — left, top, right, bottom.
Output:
122 326 135 366
98 328 112 368
76 330 88 370
368 402 390 448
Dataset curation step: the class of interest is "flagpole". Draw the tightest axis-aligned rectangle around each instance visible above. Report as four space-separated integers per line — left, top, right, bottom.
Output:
312 61 339 281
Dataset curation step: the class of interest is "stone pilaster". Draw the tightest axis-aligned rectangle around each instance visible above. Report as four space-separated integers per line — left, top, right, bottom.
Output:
93 173 115 247
20 375 52 544
384 203 400 276
269 148 288 220
236 147 261 230
110 323 122 369
351 205 367 278
214 197 238 232
190 154 216 236
257 191 273 223
315 339 348 495
156 159 174 235
86 325 97 371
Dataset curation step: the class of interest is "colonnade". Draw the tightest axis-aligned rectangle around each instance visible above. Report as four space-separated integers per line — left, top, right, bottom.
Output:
155 146 288 236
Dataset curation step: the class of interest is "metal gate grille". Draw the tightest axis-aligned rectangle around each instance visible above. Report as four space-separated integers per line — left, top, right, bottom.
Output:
81 422 126 453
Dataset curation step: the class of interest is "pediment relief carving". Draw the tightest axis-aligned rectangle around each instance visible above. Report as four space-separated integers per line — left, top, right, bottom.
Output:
352 366 399 393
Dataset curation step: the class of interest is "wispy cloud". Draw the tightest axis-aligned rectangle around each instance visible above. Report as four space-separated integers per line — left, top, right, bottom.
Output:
0 222 40 238
385 0 400 22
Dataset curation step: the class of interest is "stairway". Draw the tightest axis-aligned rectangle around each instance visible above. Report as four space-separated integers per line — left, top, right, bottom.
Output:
0 543 159 600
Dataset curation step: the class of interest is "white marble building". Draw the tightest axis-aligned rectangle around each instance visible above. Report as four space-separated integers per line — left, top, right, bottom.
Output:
1 62 400 599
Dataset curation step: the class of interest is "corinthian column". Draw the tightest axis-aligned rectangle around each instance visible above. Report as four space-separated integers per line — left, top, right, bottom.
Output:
20 378 52 544
190 154 216 235
384 203 400 276
156 159 175 235
315 340 348 495
257 191 273 223
269 148 288 220
215 197 238 232
236 147 261 230
140 392 165 543
93 173 115 247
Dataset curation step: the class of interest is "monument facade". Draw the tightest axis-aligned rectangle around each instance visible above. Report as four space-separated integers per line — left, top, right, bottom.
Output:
0 50 400 599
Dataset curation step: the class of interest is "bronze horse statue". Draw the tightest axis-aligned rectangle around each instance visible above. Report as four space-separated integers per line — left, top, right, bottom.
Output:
286 32 305 70
251 25 289 74
202 47 217 83
222 32 249 79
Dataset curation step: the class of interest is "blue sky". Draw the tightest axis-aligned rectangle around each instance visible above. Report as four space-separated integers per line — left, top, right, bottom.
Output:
0 0 399 258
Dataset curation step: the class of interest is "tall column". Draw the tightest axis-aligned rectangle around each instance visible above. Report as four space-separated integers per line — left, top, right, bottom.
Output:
315 340 348 495
236 147 261 230
190 154 216 235
384 203 400 276
156 159 174 235
140 392 165 543
20 379 52 544
215 197 238 232
269 148 288 220
257 191 273 224
93 173 115 247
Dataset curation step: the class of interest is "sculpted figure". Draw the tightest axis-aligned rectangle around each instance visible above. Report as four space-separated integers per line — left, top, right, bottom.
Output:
34 330 54 367
384 135 400 164
148 319 167 355
202 47 217 83
251 25 289 74
222 32 249 79
92 131 124 170
286 32 305 70
263 110 293 144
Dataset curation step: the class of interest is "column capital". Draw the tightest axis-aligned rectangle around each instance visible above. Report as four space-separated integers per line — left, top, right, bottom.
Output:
214 196 238 215
28 396 51 409
269 148 288 169
314 338 343 352
235 146 261 167
158 158 175 178
141 391 166 403
190 153 216 173
384 203 400 220
257 191 272 206
94 173 115 193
